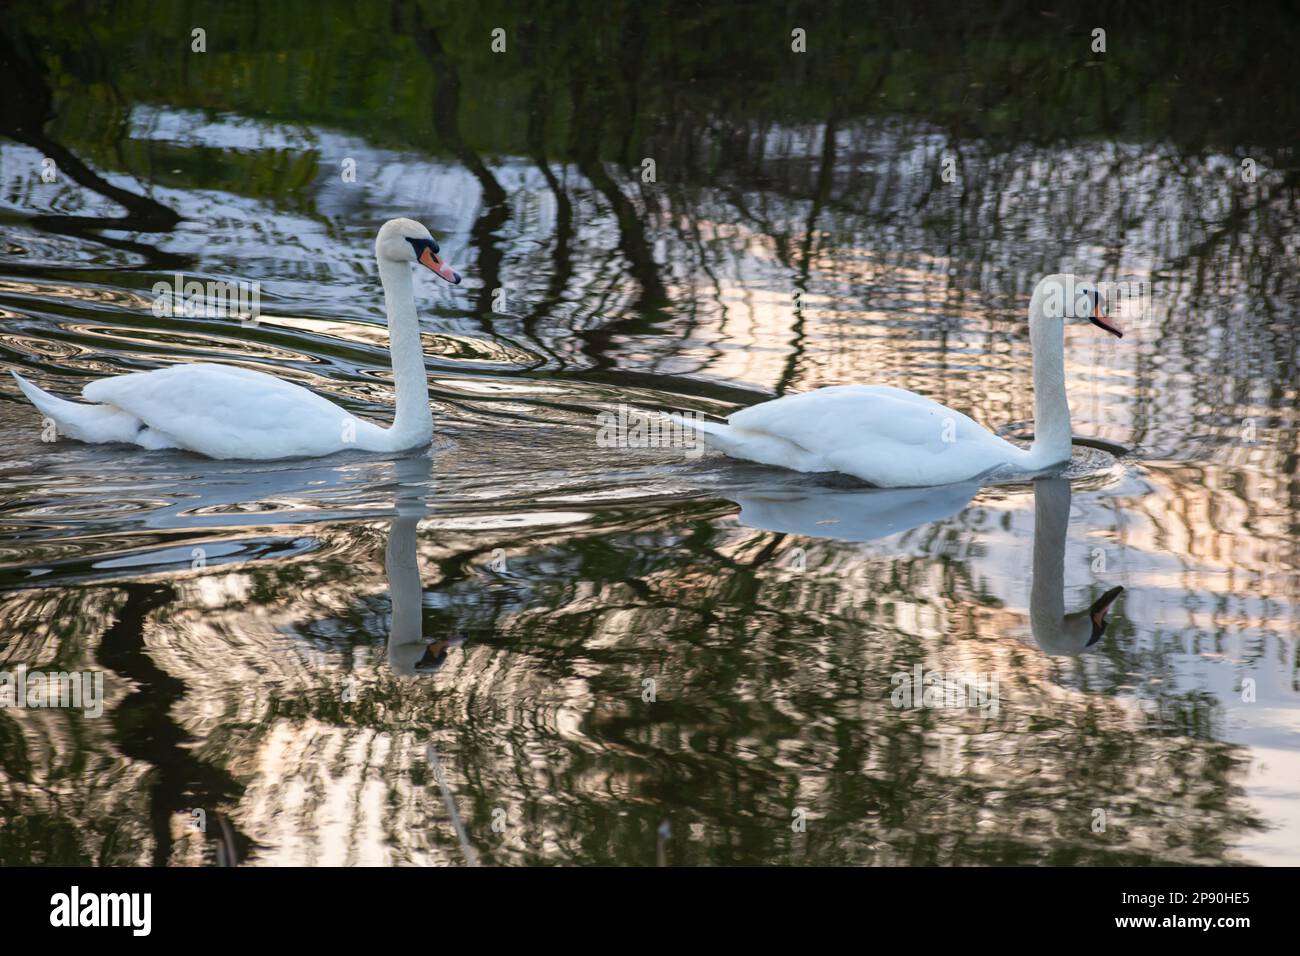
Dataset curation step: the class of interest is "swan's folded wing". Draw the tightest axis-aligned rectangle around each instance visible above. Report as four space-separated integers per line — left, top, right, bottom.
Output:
725 385 1022 486
83 364 355 459
728 385 980 453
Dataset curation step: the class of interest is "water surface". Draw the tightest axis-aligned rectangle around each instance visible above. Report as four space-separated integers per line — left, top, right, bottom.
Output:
1 2 1298 865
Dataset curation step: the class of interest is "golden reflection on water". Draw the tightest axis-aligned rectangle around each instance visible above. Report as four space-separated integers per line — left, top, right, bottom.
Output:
1 101 1297 864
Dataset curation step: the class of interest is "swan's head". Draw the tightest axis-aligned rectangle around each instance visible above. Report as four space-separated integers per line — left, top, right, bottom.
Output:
1042 585 1124 655
376 218 461 284
413 631 468 675
1031 274 1122 338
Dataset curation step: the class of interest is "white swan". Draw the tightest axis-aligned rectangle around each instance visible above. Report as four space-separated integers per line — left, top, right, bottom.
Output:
681 274 1122 488
10 218 461 460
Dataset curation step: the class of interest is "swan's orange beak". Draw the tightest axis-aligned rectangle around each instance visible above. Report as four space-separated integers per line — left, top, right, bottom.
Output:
418 246 461 284
1088 291 1122 337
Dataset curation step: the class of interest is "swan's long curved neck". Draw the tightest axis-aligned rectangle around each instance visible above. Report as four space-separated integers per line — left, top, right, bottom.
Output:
377 257 432 448
1024 312 1072 469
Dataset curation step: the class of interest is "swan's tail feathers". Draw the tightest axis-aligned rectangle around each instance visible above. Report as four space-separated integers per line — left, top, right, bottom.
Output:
10 370 145 444
668 412 824 473
669 413 740 452
662 412 736 456
11 371 80 423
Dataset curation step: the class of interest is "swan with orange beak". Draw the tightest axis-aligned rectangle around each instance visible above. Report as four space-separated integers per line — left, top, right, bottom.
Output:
12 218 464 459
675 274 1124 488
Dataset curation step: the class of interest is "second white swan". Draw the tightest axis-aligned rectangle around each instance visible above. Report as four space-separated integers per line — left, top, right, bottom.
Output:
681 273 1122 487
10 218 460 460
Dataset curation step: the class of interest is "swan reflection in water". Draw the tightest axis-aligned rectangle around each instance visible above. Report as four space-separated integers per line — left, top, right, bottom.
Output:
385 452 466 676
1029 478 1123 656
727 474 1122 656
385 454 481 864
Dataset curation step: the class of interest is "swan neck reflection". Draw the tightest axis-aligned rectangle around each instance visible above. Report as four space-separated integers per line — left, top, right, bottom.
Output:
1030 477 1122 656
385 453 452 676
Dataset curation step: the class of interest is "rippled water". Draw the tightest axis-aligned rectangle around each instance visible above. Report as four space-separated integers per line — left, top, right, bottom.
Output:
2 5 1298 866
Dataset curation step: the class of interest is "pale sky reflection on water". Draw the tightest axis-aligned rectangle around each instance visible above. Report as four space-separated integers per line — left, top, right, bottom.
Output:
0 6 1297 865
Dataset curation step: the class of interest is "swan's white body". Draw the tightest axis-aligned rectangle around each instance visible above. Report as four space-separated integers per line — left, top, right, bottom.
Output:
698 384 1033 488
10 218 460 460
682 274 1120 488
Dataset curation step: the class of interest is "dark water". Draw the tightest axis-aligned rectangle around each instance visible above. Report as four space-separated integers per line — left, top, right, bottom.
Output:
1 2 1298 865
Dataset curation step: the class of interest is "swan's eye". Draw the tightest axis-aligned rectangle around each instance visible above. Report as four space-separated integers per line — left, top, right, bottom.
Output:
404 236 439 256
